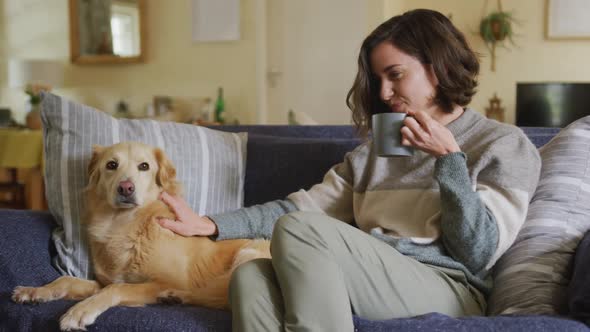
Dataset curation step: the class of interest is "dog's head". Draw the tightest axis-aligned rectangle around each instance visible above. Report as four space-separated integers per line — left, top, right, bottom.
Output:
86 141 179 209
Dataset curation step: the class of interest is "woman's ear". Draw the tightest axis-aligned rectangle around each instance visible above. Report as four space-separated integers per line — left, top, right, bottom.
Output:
154 148 179 195
87 145 104 188
426 63 439 86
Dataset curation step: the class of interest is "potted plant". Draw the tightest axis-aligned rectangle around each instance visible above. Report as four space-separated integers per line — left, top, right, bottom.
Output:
24 83 50 129
479 10 517 71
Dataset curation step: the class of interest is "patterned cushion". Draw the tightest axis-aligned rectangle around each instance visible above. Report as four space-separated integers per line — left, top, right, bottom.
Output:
488 116 590 315
41 93 247 279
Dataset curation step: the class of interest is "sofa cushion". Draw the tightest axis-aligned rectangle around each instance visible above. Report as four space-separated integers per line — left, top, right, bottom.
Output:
520 127 562 148
489 116 590 315
354 313 589 332
1 298 587 332
40 93 247 279
242 134 362 206
0 295 232 332
0 210 60 293
214 124 360 139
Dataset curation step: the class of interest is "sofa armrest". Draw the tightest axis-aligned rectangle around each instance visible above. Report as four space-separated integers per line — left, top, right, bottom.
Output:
0 209 60 292
568 231 590 323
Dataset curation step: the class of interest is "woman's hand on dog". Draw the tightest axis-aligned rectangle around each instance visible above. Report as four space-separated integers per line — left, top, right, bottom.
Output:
157 192 218 237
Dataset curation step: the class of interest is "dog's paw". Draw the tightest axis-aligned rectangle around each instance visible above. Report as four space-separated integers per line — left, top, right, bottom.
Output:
156 290 185 305
59 302 100 331
11 286 63 304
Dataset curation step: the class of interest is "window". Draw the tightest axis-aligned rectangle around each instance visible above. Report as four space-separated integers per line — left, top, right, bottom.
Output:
110 1 140 56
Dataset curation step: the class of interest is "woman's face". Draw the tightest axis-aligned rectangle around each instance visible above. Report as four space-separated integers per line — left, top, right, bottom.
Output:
370 41 440 116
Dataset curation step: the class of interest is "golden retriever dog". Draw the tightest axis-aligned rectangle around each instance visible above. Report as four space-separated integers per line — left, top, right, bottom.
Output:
12 141 270 331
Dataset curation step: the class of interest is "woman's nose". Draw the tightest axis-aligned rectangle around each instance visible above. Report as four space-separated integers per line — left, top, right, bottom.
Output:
380 81 394 102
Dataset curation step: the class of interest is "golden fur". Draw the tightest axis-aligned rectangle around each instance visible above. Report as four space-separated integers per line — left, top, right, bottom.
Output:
12 141 270 331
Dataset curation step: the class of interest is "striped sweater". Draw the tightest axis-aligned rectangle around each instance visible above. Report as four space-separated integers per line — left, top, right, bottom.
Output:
210 109 541 295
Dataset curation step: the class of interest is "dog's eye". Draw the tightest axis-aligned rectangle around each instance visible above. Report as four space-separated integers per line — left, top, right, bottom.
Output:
106 161 118 170
138 162 150 171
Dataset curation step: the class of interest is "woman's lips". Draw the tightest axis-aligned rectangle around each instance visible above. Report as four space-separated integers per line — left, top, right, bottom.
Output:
390 103 404 113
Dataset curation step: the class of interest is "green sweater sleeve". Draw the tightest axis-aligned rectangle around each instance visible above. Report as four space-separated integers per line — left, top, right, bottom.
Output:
434 152 499 274
208 199 298 240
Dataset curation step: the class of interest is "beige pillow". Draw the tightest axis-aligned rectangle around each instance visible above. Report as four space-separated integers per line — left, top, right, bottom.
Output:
41 92 247 279
488 116 590 315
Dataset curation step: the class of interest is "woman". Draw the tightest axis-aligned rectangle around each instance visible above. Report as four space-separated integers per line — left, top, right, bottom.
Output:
158 9 541 331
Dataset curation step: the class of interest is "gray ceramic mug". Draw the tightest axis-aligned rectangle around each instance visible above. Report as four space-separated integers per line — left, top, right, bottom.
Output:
372 113 414 157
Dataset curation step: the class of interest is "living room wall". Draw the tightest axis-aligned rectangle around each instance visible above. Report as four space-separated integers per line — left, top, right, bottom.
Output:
2 0 589 126
392 0 590 124
0 0 260 124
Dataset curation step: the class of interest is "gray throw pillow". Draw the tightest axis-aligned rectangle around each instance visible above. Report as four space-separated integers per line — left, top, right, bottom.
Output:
488 116 590 315
41 92 247 279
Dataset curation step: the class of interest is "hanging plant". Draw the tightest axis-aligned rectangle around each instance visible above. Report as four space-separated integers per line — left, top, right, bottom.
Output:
479 1 518 71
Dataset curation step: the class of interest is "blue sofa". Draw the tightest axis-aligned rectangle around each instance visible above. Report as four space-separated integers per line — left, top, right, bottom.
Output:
1 125 589 331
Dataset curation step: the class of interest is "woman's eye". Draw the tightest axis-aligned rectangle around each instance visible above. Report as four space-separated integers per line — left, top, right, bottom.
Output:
138 162 150 171
106 161 118 170
389 72 401 80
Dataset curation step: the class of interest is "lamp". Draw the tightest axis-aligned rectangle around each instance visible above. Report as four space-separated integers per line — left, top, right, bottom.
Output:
7 59 64 129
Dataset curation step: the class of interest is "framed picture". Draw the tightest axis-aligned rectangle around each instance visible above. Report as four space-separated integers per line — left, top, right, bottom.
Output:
546 0 590 39
192 0 240 42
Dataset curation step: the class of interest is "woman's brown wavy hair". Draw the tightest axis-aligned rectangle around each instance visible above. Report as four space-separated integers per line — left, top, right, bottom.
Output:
346 9 480 137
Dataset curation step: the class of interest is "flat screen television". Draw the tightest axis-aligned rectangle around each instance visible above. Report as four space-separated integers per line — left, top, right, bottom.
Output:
516 83 590 128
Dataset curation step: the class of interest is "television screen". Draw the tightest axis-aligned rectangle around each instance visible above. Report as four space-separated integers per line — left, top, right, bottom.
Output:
516 83 590 128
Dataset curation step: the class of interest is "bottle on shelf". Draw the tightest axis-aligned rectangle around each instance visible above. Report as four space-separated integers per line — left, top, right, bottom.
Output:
199 97 212 122
288 109 298 125
214 87 225 124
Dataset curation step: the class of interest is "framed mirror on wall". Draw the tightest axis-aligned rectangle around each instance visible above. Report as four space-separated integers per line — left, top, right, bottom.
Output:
68 0 146 64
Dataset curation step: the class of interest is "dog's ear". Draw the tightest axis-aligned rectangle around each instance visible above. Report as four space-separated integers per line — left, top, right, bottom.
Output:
154 148 179 195
87 145 104 188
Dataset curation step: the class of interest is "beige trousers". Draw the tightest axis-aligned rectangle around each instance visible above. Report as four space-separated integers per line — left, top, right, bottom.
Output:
229 212 485 332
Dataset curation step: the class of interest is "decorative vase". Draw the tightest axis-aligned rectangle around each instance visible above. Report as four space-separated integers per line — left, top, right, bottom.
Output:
26 104 43 130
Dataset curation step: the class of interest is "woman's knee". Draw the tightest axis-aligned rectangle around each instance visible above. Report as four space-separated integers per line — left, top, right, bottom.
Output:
271 211 335 257
229 259 274 299
271 212 314 250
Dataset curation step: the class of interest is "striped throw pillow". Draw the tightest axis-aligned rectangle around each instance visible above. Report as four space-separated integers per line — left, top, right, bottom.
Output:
488 116 590 315
41 93 247 279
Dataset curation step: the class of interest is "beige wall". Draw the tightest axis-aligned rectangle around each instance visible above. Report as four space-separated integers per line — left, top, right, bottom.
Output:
266 0 368 125
390 0 590 124
0 0 259 124
0 2 4 95
2 0 589 125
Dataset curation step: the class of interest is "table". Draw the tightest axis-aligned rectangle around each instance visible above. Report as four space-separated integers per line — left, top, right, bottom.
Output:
0 128 46 210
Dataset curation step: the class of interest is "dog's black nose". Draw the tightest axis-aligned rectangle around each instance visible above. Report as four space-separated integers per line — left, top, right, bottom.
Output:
117 180 135 197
